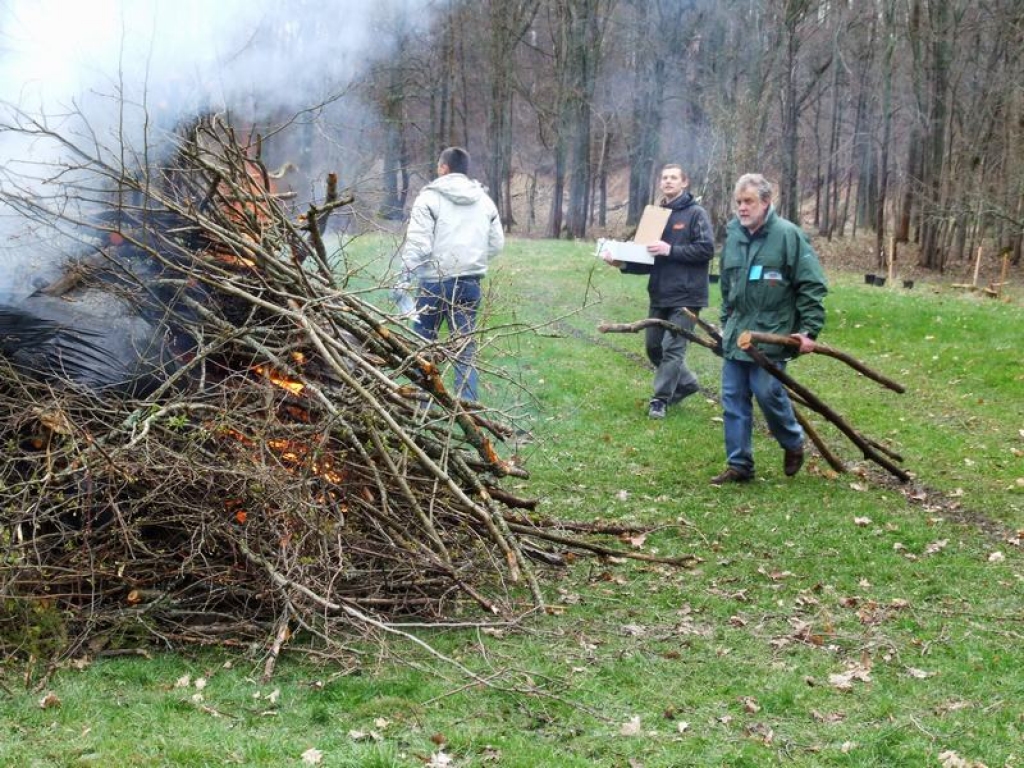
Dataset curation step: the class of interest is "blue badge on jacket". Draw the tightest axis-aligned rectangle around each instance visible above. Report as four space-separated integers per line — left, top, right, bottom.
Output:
748 264 763 280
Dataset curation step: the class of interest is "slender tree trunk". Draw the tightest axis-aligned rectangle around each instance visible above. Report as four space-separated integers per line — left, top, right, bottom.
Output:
626 0 660 227
918 0 952 269
779 0 808 223
822 54 842 239
486 0 540 231
875 0 895 270
379 40 408 221
563 0 604 239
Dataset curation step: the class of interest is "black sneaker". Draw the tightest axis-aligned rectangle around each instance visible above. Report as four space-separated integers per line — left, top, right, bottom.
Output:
710 467 754 486
648 399 667 419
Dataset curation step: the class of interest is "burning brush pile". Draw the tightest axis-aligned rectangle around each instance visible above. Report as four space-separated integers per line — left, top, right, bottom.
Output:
0 115 669 668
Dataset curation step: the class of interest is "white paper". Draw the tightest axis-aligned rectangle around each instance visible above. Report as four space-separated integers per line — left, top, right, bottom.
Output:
595 239 654 265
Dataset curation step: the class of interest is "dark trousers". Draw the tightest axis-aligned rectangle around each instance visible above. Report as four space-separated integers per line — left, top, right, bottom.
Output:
413 276 482 402
645 305 700 404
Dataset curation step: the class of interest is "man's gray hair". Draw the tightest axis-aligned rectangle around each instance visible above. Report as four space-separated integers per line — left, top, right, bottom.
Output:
734 173 773 203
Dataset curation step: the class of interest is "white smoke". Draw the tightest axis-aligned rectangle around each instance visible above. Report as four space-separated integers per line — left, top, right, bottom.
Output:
0 0 427 296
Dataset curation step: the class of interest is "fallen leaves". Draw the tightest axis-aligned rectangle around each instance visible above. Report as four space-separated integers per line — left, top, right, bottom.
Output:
904 666 934 679
938 749 990 768
828 661 873 692
621 531 648 548
300 747 323 765
619 715 643 736
744 721 774 745
757 566 794 581
739 696 760 714
923 538 949 556
935 699 973 715
811 709 846 723
348 728 384 742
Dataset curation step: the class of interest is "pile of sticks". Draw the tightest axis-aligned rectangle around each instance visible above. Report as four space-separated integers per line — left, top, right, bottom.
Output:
0 115 688 672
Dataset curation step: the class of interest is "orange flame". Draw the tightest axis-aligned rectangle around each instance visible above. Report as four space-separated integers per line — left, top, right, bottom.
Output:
253 364 305 396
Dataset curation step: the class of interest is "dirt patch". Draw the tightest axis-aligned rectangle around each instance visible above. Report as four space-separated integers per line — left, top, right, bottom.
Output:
869 469 1024 546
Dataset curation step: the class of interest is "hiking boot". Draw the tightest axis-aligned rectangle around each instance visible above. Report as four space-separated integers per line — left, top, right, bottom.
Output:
783 446 805 477
648 399 667 419
668 381 700 405
710 467 753 486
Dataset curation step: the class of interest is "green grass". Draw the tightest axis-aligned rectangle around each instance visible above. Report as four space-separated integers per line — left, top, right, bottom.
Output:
2 236 1023 766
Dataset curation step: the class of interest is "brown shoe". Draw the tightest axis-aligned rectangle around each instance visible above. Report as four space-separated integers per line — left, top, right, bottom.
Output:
710 467 753 486
783 446 805 477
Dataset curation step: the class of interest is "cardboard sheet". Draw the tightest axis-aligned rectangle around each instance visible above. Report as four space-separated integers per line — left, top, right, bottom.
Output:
633 205 671 244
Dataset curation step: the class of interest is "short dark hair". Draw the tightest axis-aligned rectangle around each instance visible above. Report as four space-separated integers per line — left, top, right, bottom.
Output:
661 163 688 181
439 146 470 175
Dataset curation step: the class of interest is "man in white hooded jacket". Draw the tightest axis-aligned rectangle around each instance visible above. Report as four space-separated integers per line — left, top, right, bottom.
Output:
401 146 504 403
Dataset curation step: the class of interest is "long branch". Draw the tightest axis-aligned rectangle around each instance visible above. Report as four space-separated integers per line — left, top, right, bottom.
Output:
738 331 906 393
597 318 720 352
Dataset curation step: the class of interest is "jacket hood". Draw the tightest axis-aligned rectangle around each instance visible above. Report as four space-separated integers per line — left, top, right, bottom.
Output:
424 173 487 205
663 190 696 211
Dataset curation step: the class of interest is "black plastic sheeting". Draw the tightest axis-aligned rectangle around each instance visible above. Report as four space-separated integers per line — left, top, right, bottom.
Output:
0 232 203 398
0 293 184 398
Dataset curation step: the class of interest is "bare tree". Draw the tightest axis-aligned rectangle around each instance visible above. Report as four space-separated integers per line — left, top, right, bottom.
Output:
486 0 541 229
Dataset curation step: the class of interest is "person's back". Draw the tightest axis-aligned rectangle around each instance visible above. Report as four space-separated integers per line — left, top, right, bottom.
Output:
405 172 502 280
400 147 503 403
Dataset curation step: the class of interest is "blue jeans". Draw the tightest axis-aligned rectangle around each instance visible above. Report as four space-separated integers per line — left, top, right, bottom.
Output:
413 276 482 402
721 358 804 474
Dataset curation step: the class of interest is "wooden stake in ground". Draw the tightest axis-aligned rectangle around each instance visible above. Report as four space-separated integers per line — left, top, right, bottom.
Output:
888 236 895 285
985 250 1011 297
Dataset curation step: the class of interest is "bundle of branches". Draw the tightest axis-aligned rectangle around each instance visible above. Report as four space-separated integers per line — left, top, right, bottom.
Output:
0 113 668 672
598 312 909 482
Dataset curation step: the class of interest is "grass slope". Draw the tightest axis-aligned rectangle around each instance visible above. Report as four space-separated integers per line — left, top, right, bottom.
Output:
2 236 1022 767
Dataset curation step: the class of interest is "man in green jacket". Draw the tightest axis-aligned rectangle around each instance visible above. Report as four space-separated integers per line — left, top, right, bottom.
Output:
711 173 828 485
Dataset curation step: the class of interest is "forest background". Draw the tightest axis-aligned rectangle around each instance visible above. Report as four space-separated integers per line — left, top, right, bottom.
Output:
1 0 1021 283
286 0 1022 281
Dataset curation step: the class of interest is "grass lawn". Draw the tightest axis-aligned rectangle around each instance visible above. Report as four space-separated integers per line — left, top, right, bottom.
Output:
2 235 1022 767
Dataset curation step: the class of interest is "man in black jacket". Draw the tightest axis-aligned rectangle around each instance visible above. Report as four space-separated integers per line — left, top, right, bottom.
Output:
603 164 715 419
